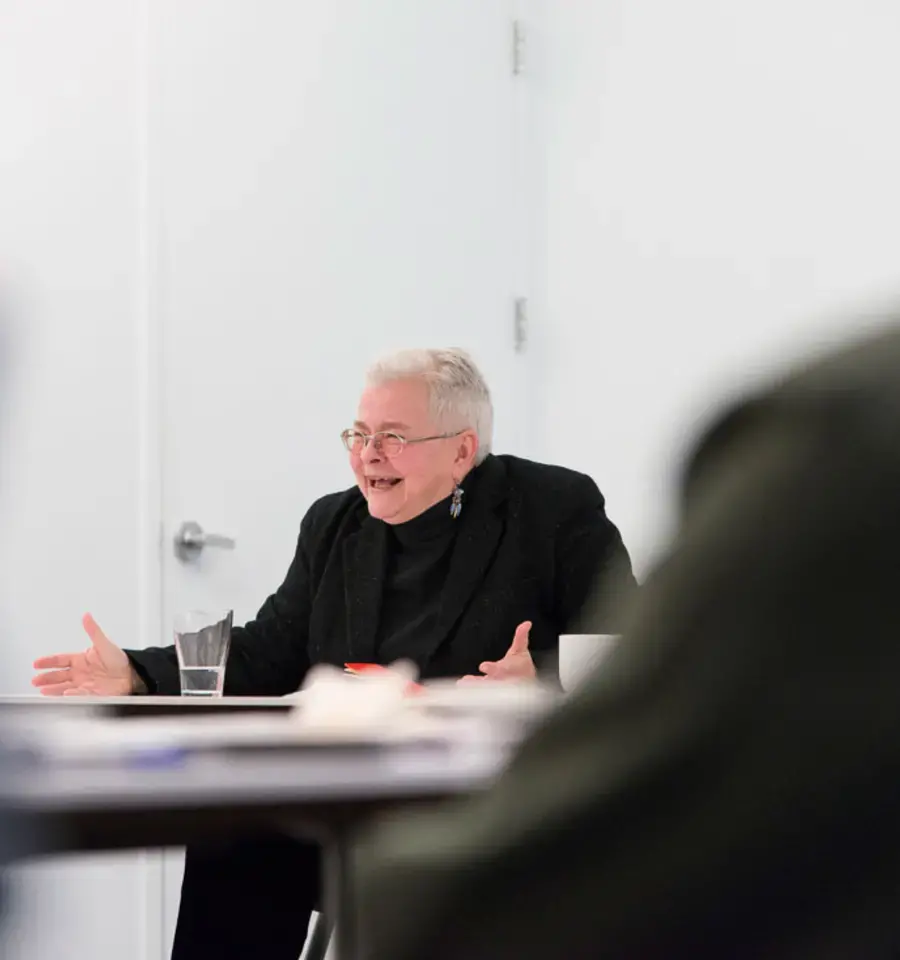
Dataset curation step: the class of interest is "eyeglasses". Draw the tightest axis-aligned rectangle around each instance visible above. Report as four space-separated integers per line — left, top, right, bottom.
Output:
340 429 463 459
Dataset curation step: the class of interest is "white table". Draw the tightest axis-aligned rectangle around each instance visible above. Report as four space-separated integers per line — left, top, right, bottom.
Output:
0 693 530 959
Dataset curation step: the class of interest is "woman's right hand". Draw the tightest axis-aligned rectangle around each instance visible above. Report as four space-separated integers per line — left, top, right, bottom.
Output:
32 613 135 696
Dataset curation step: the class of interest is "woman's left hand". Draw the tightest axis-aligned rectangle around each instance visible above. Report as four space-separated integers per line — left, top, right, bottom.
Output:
458 621 537 684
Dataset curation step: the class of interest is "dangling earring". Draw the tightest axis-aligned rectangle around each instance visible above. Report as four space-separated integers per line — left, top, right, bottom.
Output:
450 484 464 519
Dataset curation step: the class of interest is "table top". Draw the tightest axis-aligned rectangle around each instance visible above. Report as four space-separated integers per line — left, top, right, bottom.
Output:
0 694 295 707
5 741 502 810
1 736 507 853
0 684 550 854
0 694 297 717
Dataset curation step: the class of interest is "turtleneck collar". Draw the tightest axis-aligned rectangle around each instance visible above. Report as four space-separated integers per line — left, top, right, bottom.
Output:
388 462 480 547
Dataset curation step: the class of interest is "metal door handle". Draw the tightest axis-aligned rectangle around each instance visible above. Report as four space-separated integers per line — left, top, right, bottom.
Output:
174 521 236 561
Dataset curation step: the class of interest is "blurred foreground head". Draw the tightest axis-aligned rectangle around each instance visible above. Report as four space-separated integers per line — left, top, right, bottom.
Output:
352 317 900 960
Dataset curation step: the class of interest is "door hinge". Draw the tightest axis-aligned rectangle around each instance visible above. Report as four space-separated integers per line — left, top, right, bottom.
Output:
512 19 525 76
513 297 527 353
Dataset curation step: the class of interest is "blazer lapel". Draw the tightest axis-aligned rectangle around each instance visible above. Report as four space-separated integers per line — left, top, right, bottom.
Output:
342 510 389 663
426 458 507 661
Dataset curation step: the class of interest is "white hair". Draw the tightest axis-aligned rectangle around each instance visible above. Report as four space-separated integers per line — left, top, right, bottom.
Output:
365 347 493 464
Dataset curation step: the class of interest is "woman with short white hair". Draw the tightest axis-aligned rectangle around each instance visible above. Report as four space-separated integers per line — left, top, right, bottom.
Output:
33 346 635 960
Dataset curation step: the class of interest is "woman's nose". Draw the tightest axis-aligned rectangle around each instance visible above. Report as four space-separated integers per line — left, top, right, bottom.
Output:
359 438 381 463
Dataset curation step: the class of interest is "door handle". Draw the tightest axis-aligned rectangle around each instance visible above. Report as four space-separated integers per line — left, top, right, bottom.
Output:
174 521 236 561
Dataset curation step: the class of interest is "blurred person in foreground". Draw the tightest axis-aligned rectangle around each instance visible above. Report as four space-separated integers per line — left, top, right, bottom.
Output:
349 321 900 959
31 347 634 960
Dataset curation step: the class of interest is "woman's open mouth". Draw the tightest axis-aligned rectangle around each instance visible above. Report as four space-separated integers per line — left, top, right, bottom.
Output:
367 477 402 491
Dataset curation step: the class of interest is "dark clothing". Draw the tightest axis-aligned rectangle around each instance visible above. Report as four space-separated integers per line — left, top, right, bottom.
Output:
128 454 634 692
348 323 900 960
130 453 633 960
172 835 320 960
375 492 458 666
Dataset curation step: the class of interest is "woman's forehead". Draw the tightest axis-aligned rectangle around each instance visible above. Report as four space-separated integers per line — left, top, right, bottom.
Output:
356 380 433 428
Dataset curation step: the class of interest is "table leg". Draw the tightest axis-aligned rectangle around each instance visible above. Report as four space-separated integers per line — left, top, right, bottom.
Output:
303 911 334 960
322 829 358 960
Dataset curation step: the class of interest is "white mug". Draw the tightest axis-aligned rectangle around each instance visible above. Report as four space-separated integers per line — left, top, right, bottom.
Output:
558 634 621 692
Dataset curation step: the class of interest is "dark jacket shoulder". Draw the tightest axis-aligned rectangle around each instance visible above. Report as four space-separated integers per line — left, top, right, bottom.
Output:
301 486 365 537
489 454 604 507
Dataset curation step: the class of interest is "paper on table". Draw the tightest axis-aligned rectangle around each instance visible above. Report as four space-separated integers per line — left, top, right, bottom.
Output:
297 661 419 730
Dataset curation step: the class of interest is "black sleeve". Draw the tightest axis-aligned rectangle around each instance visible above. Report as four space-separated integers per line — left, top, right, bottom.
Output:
558 474 636 630
529 474 635 680
126 520 313 697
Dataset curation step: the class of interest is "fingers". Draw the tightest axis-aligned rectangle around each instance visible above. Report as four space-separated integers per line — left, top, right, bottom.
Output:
32 669 72 688
33 654 73 670
507 621 532 656
462 625 536 684
457 674 495 685
37 681 76 697
481 649 537 682
82 612 113 651
479 660 504 677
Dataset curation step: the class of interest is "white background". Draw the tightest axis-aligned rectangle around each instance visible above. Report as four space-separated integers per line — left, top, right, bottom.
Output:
525 0 900 570
3 2 900 958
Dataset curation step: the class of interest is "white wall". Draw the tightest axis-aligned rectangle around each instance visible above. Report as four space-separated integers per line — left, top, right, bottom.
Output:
527 0 900 572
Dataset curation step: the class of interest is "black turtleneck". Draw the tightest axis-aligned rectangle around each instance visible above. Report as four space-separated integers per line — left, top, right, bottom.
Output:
375 487 462 667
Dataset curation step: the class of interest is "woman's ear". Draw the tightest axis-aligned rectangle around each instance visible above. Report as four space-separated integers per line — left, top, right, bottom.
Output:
453 430 478 473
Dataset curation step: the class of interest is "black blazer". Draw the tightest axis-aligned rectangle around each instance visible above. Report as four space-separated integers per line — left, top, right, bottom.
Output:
129 454 634 696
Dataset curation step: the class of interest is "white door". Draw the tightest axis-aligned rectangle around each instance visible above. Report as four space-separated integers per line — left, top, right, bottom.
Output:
0 2 165 959
151 1 527 950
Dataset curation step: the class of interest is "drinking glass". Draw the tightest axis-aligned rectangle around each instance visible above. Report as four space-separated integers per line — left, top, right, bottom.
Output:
174 609 233 697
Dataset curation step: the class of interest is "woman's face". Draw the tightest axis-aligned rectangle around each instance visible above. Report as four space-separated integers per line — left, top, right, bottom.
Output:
350 378 477 524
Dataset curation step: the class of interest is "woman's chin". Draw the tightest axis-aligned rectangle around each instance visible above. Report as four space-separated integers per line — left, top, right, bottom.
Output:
365 489 404 521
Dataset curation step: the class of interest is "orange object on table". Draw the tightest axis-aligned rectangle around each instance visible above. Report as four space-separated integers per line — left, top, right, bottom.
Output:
343 662 424 695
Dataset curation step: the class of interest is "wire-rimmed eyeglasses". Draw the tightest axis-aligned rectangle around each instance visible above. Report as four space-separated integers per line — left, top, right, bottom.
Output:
340 429 464 458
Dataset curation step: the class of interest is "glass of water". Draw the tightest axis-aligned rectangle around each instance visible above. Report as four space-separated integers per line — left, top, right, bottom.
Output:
174 609 233 697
